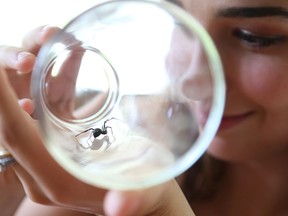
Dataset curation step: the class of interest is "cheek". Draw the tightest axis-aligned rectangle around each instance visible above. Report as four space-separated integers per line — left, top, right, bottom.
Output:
206 53 288 161
239 57 288 107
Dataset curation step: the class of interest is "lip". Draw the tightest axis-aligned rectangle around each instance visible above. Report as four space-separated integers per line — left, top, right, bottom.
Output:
219 111 254 131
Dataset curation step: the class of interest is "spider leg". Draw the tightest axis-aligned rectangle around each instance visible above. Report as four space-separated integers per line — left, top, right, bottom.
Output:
75 137 91 150
86 132 95 149
103 136 112 151
75 128 94 137
106 127 116 146
106 126 114 136
75 128 95 149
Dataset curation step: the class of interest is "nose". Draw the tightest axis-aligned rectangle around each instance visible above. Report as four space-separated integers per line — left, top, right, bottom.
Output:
166 28 213 102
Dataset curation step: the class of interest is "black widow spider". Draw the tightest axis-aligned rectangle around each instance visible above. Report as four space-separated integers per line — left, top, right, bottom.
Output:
75 118 115 150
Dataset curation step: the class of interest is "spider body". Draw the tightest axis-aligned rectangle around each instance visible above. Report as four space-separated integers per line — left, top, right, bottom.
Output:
92 126 108 138
75 118 115 150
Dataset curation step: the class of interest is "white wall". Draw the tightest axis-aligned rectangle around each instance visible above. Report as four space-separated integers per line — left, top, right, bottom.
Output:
0 0 100 46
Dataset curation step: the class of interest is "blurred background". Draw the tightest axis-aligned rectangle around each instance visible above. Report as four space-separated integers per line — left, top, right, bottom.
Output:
0 0 99 46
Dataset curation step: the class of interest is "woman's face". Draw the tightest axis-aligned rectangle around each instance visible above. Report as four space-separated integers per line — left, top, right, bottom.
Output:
175 0 288 162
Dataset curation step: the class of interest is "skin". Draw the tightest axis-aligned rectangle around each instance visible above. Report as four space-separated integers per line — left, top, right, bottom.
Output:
173 0 288 215
0 166 25 216
2 0 288 215
0 26 194 216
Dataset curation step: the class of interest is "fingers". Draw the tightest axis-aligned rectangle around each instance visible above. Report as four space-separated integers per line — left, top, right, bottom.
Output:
0 26 61 99
0 25 109 214
0 26 59 72
0 66 49 180
0 25 60 73
22 25 60 53
0 26 60 74
0 70 106 212
104 190 144 216
0 46 35 98
104 180 195 216
104 183 168 216
18 98 34 115
0 46 36 73
0 65 60 192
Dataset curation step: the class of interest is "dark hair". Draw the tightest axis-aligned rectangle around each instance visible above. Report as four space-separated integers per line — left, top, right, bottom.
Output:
179 153 226 202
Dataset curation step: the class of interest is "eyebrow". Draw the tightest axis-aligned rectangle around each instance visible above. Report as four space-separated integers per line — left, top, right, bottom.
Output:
166 0 183 7
217 7 288 18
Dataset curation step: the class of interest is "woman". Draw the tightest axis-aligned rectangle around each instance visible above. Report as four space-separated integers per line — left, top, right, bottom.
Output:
2 0 288 215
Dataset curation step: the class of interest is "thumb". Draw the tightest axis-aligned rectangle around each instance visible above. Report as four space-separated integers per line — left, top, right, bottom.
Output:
104 190 143 216
103 181 173 216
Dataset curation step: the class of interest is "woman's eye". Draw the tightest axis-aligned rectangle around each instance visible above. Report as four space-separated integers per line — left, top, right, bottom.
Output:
232 29 286 48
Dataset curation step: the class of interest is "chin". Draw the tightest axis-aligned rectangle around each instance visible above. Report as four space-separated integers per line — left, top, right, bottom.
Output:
206 138 252 163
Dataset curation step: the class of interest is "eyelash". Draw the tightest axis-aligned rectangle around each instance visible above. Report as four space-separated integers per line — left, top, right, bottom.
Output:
232 29 287 48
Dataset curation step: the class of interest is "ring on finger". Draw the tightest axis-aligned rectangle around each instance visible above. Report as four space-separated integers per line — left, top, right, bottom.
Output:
0 149 16 172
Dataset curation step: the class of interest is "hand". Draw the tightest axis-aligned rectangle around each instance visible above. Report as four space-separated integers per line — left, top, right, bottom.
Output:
0 25 60 116
0 166 25 216
0 26 194 216
0 25 57 216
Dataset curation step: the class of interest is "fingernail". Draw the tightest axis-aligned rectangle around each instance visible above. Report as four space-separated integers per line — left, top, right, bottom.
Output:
39 25 55 43
41 25 52 34
17 52 33 61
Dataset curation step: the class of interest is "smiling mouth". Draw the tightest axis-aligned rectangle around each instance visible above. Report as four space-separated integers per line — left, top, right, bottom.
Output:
219 111 254 130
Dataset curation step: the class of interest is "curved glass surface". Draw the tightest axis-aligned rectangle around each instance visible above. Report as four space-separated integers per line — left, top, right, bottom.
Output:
31 0 226 189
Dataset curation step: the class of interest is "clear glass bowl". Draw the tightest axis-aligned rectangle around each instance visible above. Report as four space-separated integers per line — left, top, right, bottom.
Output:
31 0 226 190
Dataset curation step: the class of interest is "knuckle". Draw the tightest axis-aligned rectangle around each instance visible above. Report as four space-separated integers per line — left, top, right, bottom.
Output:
0 45 22 68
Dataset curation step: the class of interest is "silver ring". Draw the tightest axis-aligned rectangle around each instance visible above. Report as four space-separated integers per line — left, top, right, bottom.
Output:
0 149 15 172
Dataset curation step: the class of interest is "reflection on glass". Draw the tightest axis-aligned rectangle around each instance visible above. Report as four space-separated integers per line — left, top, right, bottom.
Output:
32 0 225 190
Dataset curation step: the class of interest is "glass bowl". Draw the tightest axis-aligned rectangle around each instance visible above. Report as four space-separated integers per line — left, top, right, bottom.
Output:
31 0 226 190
